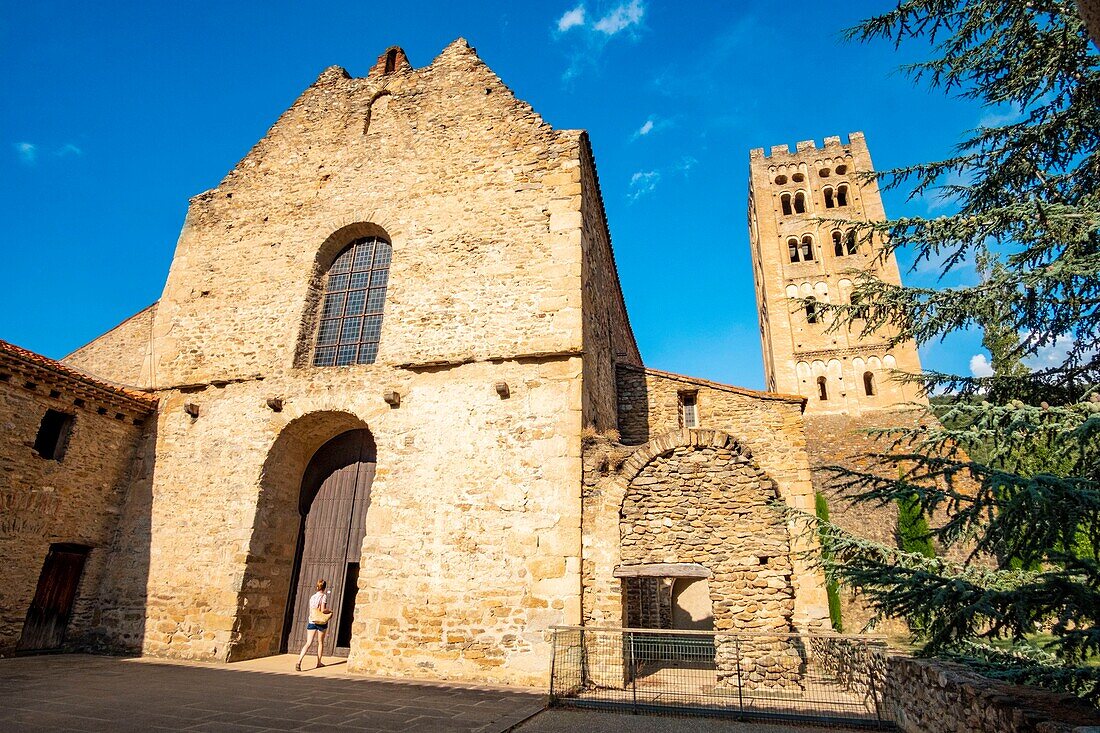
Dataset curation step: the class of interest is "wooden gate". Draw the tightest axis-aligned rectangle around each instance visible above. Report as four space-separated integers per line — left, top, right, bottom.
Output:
18 544 90 651
285 429 375 657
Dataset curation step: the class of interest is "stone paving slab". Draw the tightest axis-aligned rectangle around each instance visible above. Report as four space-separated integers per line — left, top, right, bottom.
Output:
0 654 546 732
515 709 870 732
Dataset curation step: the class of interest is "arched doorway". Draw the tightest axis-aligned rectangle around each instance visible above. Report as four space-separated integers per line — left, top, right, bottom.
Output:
283 429 376 657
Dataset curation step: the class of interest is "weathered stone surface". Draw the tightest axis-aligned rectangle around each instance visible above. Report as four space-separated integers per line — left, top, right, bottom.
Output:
883 656 1100 733
0 341 154 654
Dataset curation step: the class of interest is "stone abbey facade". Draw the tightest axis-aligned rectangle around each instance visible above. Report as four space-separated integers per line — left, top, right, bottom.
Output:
0 41 923 685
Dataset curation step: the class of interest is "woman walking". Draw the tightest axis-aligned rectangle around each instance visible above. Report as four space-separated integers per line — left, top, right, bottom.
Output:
296 579 331 671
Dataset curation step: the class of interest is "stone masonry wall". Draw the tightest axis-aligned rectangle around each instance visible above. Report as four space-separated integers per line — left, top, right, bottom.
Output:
620 440 803 687
63 303 158 389
609 365 828 630
0 348 153 654
883 656 1100 733
579 136 641 432
93 40 598 687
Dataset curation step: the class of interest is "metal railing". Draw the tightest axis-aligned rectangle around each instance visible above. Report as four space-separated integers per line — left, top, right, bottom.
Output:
549 626 894 730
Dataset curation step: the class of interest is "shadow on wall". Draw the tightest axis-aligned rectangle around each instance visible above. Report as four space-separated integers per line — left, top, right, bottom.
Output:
83 420 158 656
615 364 651 445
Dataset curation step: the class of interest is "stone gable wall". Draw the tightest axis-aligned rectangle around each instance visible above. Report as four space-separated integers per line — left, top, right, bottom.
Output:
93 41 602 687
151 40 584 388
63 303 158 389
0 370 150 654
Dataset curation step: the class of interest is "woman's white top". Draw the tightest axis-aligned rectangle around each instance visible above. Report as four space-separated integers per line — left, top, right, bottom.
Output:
310 591 327 610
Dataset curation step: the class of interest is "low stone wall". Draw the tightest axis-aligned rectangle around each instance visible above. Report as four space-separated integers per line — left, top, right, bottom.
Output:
809 634 888 702
883 656 1100 733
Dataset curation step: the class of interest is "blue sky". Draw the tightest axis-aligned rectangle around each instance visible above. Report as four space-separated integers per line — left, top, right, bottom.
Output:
1 0 996 390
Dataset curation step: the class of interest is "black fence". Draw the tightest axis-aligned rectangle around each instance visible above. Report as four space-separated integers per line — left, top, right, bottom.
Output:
549 626 894 730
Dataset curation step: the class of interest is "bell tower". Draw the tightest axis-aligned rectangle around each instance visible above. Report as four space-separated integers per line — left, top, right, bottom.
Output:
747 132 924 415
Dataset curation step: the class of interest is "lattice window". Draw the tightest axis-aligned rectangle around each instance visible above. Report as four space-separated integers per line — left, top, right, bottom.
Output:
312 236 391 367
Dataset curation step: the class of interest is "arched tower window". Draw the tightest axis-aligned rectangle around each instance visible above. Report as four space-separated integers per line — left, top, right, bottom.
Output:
824 187 835 209
837 184 849 207
312 236 392 367
780 192 793 216
794 191 807 214
384 49 398 74
805 296 818 324
845 229 858 255
817 376 828 400
863 371 876 396
800 235 815 262
787 237 800 263
832 231 843 256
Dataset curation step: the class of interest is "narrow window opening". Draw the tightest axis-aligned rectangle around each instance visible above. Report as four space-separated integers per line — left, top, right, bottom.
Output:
800 235 815 262
837 184 849 207
679 391 699 428
845 229 858 255
851 293 868 320
780 193 792 216
34 409 75 461
312 235 392 367
824 188 835 209
794 191 807 214
805 297 818 324
788 237 800 263
832 231 843 257
384 49 397 74
817 376 828 401
864 371 876 396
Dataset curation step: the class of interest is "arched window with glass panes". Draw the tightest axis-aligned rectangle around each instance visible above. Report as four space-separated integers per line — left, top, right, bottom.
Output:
312 236 392 366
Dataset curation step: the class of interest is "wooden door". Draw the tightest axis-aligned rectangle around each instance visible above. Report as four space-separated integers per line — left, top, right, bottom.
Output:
286 430 375 657
18 544 89 651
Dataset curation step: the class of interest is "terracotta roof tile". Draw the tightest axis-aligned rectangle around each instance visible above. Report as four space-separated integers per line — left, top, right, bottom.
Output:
0 338 158 409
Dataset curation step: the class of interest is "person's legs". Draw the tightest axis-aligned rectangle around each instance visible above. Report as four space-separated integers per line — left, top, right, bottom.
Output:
296 629 316 670
315 629 326 666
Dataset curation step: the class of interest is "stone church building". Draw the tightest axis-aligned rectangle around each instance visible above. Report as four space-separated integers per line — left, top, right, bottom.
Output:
0 41 919 687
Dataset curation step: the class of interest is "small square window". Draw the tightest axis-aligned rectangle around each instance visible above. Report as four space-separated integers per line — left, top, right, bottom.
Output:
34 409 75 461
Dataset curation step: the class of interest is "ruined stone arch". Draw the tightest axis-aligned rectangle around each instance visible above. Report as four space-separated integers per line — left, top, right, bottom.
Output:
614 429 804 687
615 430 797 630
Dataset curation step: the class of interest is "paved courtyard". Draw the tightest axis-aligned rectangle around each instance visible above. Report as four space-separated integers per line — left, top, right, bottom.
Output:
0 654 546 732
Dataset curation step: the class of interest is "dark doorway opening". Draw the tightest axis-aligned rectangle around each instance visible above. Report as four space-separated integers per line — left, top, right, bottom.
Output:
19 543 90 651
283 429 375 658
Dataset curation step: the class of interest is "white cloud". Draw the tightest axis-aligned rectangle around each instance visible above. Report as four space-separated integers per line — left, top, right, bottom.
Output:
557 5 585 32
594 0 645 35
969 353 994 378
675 155 697 175
637 119 654 136
978 104 1022 128
14 142 36 164
55 143 82 157
628 170 660 201
1023 333 1086 371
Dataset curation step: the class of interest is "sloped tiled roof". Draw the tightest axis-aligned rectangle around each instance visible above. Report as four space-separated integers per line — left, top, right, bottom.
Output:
0 338 158 410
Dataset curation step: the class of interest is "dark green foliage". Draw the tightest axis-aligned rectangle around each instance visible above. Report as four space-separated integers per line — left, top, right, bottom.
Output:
798 0 1100 703
815 492 844 632
897 494 936 559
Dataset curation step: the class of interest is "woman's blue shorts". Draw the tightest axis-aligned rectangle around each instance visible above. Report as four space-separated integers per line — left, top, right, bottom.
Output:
306 622 328 631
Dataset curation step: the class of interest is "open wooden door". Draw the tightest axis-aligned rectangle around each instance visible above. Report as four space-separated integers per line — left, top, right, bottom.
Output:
18 544 89 652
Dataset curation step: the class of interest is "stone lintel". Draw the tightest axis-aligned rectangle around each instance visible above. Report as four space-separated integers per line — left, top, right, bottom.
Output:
613 563 713 579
